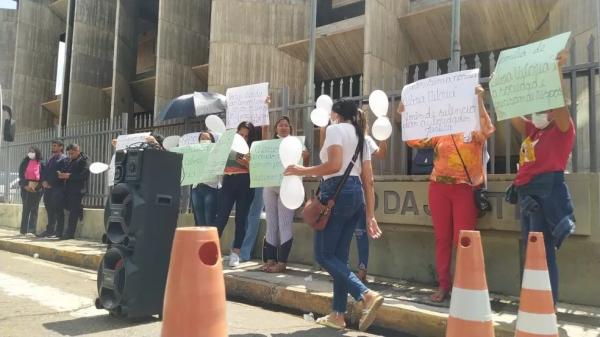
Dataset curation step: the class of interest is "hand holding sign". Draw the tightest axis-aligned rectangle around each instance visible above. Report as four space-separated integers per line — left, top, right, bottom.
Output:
279 137 305 209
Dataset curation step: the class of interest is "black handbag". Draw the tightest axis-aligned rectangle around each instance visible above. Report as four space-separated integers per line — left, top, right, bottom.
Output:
451 136 492 218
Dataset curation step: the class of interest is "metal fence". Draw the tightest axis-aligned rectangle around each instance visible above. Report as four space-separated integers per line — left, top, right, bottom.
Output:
0 116 125 208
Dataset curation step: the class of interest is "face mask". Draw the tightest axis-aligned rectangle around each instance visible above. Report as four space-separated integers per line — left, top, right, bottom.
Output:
532 113 550 129
199 140 211 144
27 153 36 160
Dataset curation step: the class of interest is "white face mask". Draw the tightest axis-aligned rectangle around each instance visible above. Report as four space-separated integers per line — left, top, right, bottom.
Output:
199 140 212 144
27 152 36 160
532 113 550 129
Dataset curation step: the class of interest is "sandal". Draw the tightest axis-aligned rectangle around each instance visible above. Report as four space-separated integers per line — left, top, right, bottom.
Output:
316 316 346 330
358 293 384 332
260 260 276 272
265 263 287 273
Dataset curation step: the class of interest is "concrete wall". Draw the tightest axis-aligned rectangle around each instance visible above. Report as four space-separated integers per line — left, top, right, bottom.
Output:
1 173 599 306
153 0 211 116
549 0 600 172
208 0 307 102
0 9 17 106
65 0 116 125
11 0 64 130
110 0 139 118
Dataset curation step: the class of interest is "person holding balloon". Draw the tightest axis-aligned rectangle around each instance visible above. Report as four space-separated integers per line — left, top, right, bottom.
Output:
399 85 494 302
284 99 383 332
214 121 257 268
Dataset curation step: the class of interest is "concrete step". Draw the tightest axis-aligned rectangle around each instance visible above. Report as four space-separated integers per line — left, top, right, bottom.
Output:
0 227 598 337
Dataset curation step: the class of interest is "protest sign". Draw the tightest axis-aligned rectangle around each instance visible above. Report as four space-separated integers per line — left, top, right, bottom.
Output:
171 143 214 186
179 132 201 146
401 69 480 141
204 129 237 178
250 139 284 188
490 32 571 120
226 82 269 128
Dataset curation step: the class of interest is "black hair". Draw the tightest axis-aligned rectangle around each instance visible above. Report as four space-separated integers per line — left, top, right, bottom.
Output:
237 121 256 146
28 146 42 161
274 116 293 139
66 143 80 151
331 99 364 159
51 139 64 147
198 131 216 143
150 132 164 148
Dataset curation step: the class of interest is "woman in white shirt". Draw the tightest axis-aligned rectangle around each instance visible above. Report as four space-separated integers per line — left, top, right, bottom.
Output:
284 100 383 332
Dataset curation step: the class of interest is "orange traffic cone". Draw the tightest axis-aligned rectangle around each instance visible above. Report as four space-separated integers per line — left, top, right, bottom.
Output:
161 227 227 337
515 232 557 337
446 230 495 337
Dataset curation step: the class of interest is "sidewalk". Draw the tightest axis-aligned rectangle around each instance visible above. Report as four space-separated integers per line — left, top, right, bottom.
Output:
0 227 598 337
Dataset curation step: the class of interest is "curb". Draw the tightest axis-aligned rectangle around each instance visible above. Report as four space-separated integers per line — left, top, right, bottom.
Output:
0 239 102 271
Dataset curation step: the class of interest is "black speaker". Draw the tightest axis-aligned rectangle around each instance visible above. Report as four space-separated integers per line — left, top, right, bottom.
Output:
96 148 182 318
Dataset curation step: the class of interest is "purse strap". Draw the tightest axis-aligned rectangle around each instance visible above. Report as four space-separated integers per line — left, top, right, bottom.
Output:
450 135 475 186
315 137 363 203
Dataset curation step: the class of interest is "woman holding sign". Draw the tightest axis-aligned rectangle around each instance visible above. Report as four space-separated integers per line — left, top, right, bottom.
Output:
506 50 575 304
191 131 219 227
261 116 309 273
284 100 383 332
214 122 256 268
400 85 494 302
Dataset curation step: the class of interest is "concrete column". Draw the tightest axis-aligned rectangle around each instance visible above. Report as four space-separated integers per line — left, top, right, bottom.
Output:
11 0 64 130
207 0 308 101
65 0 116 125
0 9 17 106
153 0 211 117
110 0 140 119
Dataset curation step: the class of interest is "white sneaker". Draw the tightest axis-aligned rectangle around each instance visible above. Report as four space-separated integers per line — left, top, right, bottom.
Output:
228 251 240 267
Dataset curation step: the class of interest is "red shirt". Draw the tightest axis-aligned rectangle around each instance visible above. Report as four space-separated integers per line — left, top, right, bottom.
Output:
514 119 575 186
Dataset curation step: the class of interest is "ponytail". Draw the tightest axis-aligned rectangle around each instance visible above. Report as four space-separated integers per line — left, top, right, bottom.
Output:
331 99 364 160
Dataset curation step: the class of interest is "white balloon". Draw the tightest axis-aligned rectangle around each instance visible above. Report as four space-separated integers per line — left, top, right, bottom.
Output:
205 115 226 134
280 176 305 210
315 95 333 112
162 135 180 150
279 136 303 167
369 90 389 117
232 133 250 154
372 117 393 141
310 108 330 127
89 162 109 174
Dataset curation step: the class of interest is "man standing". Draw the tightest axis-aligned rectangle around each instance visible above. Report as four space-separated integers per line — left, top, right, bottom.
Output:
37 140 67 238
60 144 89 240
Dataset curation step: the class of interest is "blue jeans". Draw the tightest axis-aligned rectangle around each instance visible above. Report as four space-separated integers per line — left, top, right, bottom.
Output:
315 176 369 313
520 202 559 303
191 184 218 226
354 216 369 270
240 187 264 261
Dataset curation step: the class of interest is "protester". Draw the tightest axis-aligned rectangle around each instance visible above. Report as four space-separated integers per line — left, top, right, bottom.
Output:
59 144 89 240
18 146 44 236
37 139 67 238
214 122 256 267
353 110 387 282
259 116 307 272
506 50 574 304
284 100 383 331
191 131 219 226
401 85 494 302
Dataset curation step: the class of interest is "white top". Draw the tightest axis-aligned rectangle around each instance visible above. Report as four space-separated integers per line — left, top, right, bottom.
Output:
319 123 371 180
365 135 379 156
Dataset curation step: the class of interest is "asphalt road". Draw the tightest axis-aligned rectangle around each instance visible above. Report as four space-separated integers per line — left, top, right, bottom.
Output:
0 250 412 337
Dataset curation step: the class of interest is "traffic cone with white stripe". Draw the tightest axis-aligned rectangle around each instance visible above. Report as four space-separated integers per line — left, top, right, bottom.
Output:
515 232 558 337
446 230 495 337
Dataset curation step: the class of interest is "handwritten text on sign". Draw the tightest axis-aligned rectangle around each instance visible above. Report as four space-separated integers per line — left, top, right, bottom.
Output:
490 32 571 121
250 139 284 188
171 143 214 186
226 82 269 128
401 69 479 141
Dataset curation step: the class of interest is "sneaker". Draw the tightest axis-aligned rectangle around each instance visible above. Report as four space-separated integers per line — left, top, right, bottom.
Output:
228 251 240 268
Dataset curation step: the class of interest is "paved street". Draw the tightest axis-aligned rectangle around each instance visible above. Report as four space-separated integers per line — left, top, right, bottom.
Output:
0 250 411 337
